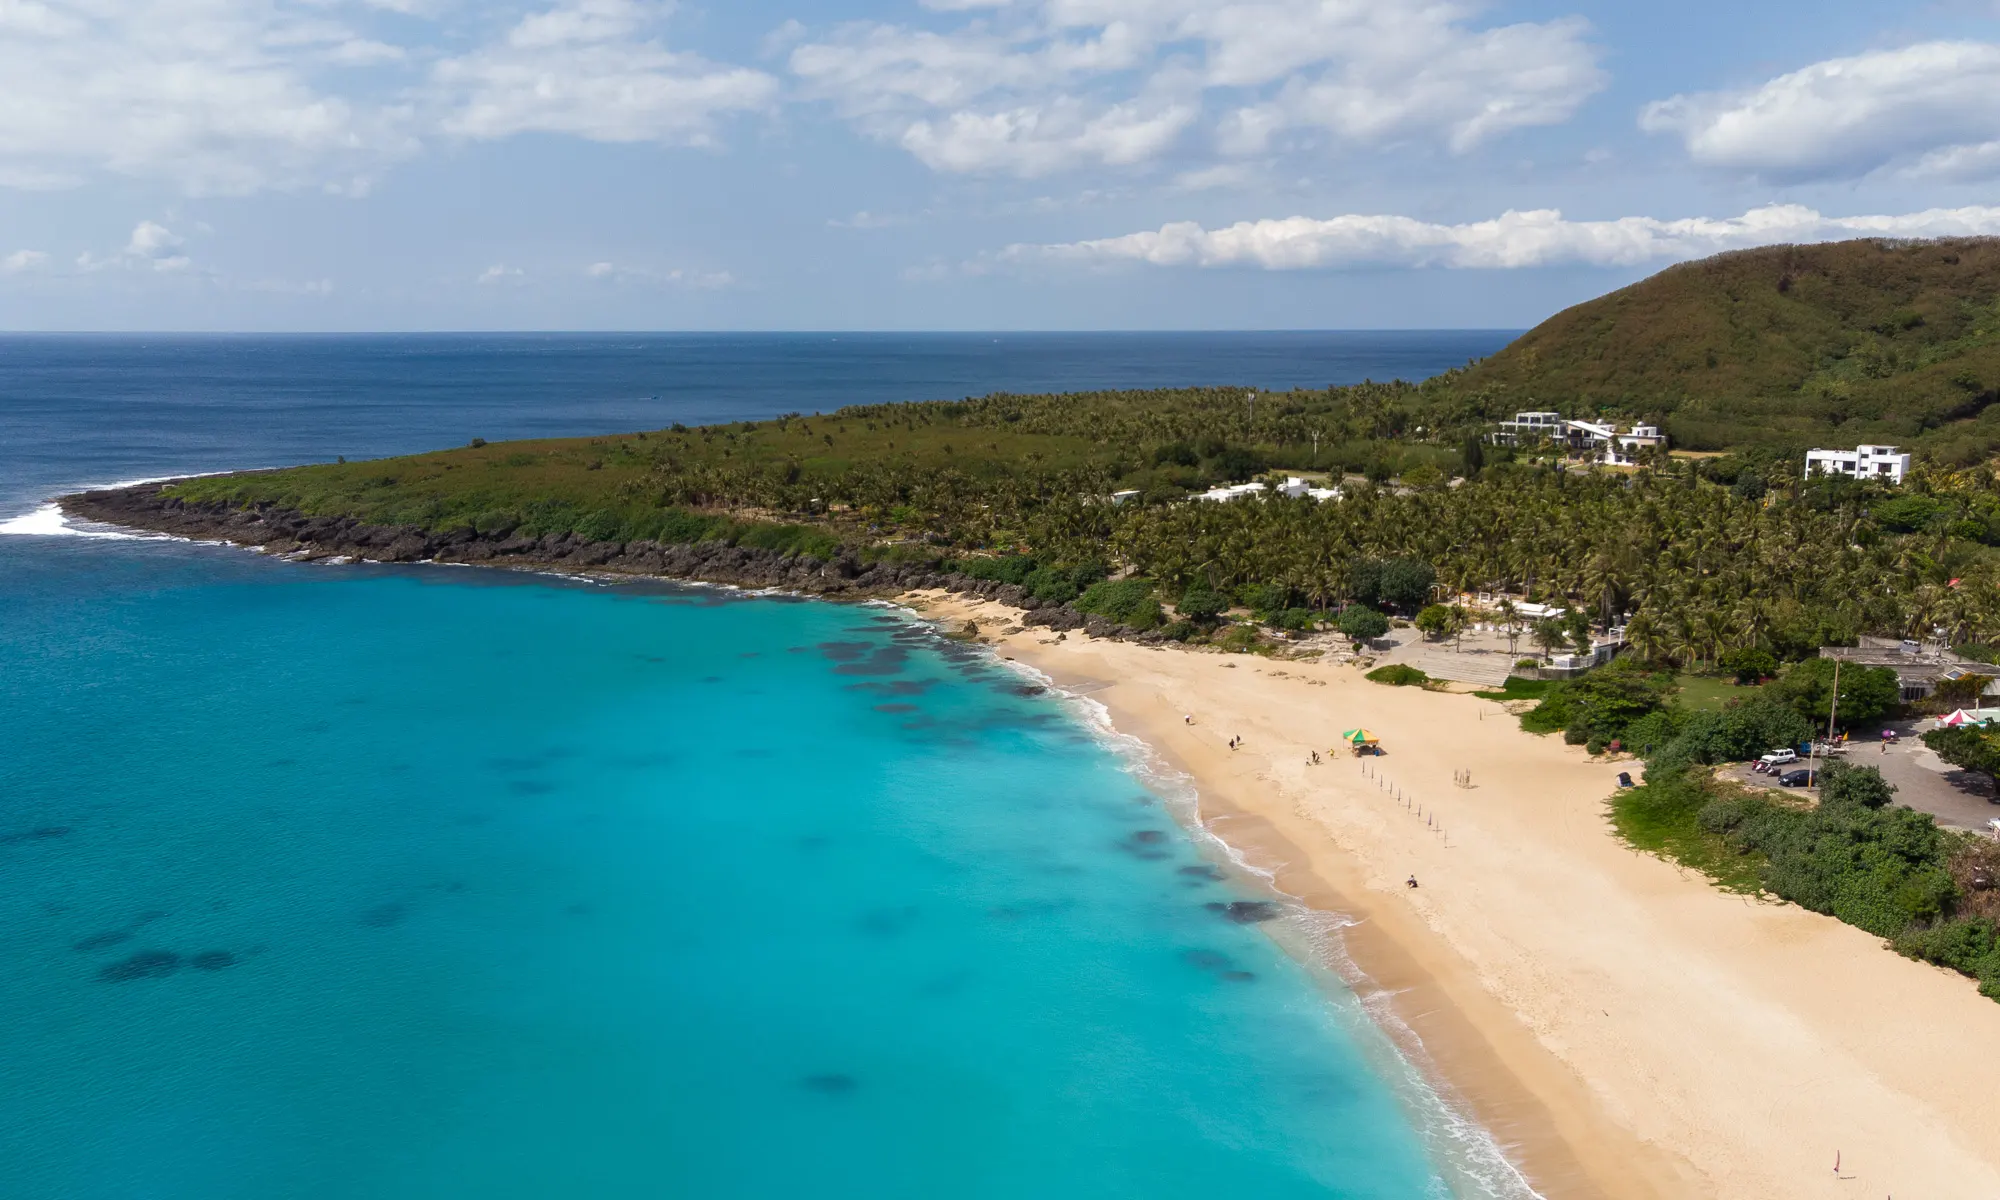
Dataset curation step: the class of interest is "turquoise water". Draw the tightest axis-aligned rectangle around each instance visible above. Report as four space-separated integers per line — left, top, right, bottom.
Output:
0 333 1531 1197
0 541 1471 1198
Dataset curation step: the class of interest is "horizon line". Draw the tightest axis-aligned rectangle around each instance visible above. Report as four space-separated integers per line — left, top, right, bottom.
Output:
0 327 1526 337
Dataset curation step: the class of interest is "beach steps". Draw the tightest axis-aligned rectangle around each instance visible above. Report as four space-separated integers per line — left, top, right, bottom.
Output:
1402 648 1516 688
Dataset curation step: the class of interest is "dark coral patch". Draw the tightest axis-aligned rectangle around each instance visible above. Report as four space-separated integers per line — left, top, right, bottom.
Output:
857 906 920 937
0 826 71 846
815 641 872 662
359 902 407 928
1181 949 1230 972
188 951 236 971
873 703 919 714
847 679 938 696
72 930 133 953
1117 830 1172 860
833 648 910 676
1207 900 1284 924
100 950 181 982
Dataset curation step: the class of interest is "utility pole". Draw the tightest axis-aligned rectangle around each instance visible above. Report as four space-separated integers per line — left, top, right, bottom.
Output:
1811 656 1842 787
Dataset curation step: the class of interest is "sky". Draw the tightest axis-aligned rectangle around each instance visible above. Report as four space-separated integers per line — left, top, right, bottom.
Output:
3 1 2000 331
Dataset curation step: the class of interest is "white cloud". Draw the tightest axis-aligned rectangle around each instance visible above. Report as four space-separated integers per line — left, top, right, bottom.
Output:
584 260 733 288
1008 203 2000 270
0 1 421 196
0 0 779 195
2 249 49 273
75 220 196 273
478 264 524 284
789 1 1605 177
434 0 779 144
1642 41 2000 182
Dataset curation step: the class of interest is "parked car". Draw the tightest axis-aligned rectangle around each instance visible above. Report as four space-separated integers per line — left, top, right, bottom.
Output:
1760 749 1799 768
1778 768 1816 787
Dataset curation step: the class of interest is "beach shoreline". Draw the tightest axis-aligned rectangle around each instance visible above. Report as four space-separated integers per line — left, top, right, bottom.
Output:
33 478 2000 1196
903 590 2000 1200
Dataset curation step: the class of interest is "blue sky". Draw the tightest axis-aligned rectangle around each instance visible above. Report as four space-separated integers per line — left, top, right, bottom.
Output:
3 0 1999 331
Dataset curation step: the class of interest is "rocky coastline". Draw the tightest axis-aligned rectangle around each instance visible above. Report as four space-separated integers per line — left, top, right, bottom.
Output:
61 482 1164 642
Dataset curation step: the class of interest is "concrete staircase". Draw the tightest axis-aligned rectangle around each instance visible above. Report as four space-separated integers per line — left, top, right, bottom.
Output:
1401 647 1516 688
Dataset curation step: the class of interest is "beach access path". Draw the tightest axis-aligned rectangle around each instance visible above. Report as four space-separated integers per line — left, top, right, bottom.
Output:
908 591 2000 1200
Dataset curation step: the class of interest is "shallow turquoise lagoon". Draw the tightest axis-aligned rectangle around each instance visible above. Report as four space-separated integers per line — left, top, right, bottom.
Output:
0 544 1467 1198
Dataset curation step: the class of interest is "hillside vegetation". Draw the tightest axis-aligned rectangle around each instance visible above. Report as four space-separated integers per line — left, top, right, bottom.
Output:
1458 238 2000 460
136 237 2000 665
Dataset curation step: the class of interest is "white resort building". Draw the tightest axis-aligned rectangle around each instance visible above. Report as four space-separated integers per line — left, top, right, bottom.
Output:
1492 412 1667 466
1192 477 1342 503
1804 445 1910 485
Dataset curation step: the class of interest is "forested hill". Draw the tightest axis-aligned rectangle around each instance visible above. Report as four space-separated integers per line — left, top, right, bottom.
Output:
1456 238 2000 459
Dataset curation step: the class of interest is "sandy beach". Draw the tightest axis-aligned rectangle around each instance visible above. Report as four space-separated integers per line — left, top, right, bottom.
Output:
908 591 2000 1199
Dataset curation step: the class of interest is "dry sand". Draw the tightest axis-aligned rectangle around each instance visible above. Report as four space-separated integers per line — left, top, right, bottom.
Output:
907 592 2000 1199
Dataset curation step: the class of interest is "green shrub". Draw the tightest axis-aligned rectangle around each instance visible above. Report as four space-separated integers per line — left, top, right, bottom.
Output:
1267 607 1319 633
1076 578 1159 626
573 509 628 543
1895 918 2000 1000
1366 664 1430 687
1176 584 1227 623
1767 657 1901 725
472 510 517 537
1522 661 1673 742
1217 623 1263 653
1337 606 1391 642
1650 697 1813 770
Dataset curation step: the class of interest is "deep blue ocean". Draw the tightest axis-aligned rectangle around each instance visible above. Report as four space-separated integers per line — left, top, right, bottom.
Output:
0 333 1527 1199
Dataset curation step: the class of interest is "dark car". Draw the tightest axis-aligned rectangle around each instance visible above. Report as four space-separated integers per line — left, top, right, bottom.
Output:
1778 768 1816 787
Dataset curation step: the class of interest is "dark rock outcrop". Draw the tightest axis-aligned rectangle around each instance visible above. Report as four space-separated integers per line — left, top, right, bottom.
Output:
59 482 1152 645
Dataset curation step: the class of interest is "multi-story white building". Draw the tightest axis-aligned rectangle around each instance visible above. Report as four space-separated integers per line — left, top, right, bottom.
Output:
1804 445 1910 485
1492 412 1564 444
1492 412 1667 465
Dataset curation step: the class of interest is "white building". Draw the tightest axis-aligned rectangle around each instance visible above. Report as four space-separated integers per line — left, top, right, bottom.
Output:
1805 445 1910 485
1605 423 1666 466
1492 412 1666 464
1493 412 1564 444
1193 477 1341 504
1193 482 1268 503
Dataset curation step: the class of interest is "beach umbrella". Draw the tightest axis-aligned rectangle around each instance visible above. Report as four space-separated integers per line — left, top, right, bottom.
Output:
1942 710 1975 727
1341 728 1379 744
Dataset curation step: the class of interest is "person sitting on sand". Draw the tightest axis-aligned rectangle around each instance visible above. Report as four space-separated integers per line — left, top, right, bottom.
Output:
1406 875 1419 889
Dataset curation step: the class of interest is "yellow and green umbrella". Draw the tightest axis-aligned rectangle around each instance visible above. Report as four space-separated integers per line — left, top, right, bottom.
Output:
1341 728 1379 745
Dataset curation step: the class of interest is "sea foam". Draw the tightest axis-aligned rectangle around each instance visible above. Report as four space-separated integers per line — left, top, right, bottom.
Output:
0 503 152 540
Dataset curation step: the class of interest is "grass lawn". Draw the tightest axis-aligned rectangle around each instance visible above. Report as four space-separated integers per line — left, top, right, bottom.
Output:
1673 674 1750 712
1472 676 1552 703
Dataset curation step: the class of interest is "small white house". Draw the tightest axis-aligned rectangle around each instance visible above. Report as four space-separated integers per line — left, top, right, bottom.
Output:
1805 445 1910 485
1192 477 1342 504
1193 482 1268 503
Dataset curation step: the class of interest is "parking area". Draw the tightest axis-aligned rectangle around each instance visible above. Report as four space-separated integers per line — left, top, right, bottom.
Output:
1874 737 2000 833
1723 742 2000 833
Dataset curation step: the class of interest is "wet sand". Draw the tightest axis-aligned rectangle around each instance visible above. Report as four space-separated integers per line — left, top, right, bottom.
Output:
908 592 2000 1199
